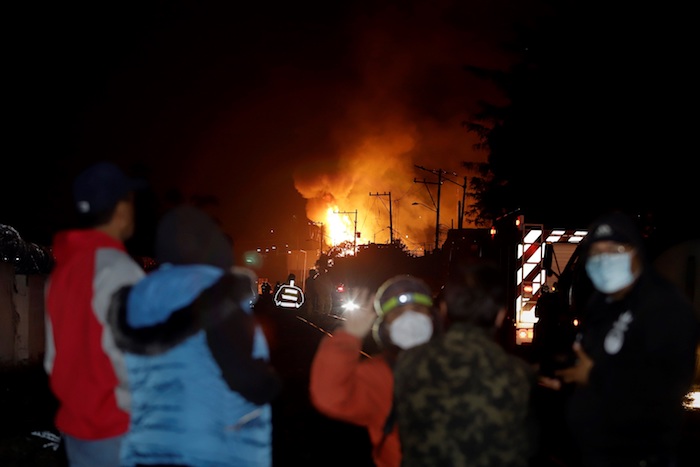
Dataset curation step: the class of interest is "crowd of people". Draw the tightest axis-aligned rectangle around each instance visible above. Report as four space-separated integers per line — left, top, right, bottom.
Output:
42 160 699 467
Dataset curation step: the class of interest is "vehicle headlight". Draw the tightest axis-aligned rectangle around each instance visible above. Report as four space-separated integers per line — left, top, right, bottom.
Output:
342 300 360 312
683 390 700 410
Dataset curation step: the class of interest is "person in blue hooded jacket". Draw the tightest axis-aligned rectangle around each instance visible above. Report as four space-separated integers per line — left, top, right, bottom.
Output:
108 205 281 467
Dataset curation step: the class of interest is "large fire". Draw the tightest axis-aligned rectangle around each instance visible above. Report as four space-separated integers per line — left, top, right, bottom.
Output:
286 4 494 253
324 208 356 247
295 132 479 254
175 1 505 257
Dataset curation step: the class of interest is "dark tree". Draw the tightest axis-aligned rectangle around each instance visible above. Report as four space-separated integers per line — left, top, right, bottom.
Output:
462 0 697 243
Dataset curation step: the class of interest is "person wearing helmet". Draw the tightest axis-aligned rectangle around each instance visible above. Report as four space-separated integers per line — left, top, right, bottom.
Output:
309 275 438 467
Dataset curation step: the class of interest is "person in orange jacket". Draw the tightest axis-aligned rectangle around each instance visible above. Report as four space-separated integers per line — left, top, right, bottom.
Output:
309 275 438 467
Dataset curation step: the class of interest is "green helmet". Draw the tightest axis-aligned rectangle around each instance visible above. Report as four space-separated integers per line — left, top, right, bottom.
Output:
371 275 434 350
373 275 433 318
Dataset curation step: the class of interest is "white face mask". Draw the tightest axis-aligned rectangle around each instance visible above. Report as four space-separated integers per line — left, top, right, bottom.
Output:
585 252 637 294
389 310 434 350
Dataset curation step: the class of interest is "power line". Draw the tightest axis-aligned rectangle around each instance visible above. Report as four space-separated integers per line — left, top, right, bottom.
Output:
369 192 393 243
414 165 449 251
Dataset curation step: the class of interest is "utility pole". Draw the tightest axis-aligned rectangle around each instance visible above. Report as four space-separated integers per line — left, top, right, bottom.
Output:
459 176 466 229
435 172 441 251
334 210 358 255
369 192 393 243
314 222 324 253
442 175 468 229
414 165 449 251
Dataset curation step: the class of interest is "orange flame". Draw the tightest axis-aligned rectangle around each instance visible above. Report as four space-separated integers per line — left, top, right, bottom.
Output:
325 208 355 246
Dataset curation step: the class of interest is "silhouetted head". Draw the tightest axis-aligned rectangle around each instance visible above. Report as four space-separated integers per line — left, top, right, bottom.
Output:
155 205 234 269
442 260 506 329
72 161 147 239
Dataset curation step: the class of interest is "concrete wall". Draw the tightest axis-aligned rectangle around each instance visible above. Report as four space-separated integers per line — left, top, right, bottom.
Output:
0 262 46 366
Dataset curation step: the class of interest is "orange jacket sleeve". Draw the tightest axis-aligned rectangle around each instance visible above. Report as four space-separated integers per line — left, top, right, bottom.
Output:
309 330 393 427
309 330 402 467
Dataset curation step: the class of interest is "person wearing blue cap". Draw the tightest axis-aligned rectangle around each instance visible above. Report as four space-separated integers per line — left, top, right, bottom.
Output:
43 161 147 467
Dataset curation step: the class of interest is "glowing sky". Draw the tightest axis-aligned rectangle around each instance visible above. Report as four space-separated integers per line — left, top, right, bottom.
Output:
6 0 551 252
162 0 548 251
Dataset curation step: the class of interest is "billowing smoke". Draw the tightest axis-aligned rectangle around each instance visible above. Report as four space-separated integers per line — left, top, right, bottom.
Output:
289 1 523 249
60 1 540 252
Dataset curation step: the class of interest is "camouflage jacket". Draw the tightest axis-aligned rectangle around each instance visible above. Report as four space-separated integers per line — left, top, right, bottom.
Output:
393 322 539 467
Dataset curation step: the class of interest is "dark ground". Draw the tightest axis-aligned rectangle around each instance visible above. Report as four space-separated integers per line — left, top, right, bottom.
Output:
2 302 699 466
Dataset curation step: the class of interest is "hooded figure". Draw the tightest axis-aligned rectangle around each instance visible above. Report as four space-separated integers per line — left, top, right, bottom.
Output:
550 210 699 466
108 205 281 467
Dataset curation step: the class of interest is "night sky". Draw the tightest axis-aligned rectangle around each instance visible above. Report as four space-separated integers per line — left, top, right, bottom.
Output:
5 1 695 259
6 0 550 253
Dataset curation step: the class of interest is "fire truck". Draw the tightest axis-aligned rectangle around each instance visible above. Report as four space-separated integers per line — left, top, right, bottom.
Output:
511 216 589 345
442 217 589 349
512 217 699 391
445 214 699 405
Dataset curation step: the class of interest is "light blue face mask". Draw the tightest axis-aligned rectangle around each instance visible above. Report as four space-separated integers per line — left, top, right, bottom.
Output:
585 252 637 294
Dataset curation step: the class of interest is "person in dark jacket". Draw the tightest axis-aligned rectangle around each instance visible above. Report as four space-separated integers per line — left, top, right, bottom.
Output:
108 205 281 467
393 260 539 467
540 211 699 467
305 268 319 314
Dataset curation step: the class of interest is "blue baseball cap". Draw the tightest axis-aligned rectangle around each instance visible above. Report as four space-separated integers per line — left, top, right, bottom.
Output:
373 275 433 318
72 162 147 214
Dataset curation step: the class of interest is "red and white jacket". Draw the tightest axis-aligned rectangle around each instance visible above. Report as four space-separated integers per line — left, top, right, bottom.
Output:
44 229 144 440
